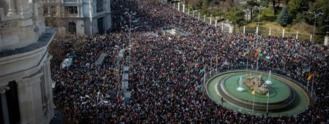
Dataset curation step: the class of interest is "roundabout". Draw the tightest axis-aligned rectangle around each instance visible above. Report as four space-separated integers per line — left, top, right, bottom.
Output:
206 70 311 117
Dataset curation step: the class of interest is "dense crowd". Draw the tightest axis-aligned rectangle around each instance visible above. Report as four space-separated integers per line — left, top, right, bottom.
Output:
51 0 329 123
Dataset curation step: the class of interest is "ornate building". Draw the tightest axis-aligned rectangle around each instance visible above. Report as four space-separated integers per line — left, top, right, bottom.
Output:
0 0 55 124
43 0 112 35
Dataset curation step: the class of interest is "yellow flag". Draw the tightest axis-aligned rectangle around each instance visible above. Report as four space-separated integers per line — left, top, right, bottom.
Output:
307 73 314 81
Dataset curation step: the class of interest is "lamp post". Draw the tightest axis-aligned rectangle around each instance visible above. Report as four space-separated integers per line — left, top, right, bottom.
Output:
255 6 261 71
310 11 324 42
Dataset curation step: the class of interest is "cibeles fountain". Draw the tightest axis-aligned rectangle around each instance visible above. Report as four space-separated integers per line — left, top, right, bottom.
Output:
206 70 311 117
236 74 270 95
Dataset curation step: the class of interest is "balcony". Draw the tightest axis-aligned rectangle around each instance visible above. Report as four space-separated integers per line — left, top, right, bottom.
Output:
63 0 78 3
63 0 81 5
63 6 79 17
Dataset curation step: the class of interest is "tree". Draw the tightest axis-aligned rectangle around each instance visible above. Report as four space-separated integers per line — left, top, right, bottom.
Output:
308 0 329 35
271 0 279 14
260 0 270 7
226 7 245 27
244 0 260 21
287 0 309 17
277 6 291 26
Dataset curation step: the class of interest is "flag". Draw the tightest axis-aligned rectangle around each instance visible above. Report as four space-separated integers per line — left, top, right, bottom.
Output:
307 72 314 81
254 48 262 58
199 67 205 74
265 55 270 60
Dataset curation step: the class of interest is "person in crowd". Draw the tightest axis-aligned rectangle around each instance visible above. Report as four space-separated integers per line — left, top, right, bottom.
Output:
50 0 329 123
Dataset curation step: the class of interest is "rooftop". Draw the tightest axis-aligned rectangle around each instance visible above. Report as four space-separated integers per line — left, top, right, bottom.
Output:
0 28 56 58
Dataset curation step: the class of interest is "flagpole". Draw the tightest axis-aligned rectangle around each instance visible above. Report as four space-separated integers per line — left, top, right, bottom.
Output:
216 55 218 72
311 74 315 97
307 79 310 91
203 65 207 95
266 90 270 114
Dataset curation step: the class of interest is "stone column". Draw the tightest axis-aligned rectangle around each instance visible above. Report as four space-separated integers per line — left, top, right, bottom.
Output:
182 4 185 13
177 3 180 11
18 72 43 124
44 54 54 120
1 87 10 124
17 80 34 124
7 0 16 16
282 29 285 38
16 0 24 16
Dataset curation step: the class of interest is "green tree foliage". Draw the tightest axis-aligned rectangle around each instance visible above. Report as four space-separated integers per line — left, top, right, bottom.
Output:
226 7 245 27
309 0 329 34
277 6 291 26
260 0 270 7
260 7 276 21
244 0 260 21
287 0 309 17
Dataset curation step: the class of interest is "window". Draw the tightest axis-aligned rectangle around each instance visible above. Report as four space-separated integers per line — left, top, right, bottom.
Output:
96 0 104 13
64 6 78 16
50 5 57 16
43 6 48 16
68 22 76 34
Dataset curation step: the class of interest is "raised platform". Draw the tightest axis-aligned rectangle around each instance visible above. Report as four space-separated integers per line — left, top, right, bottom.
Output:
206 70 311 117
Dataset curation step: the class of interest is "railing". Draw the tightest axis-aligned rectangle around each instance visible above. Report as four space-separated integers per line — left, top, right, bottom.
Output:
63 0 78 3
170 2 326 44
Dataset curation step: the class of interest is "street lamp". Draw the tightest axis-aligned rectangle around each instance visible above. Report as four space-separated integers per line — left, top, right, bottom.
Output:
310 11 324 42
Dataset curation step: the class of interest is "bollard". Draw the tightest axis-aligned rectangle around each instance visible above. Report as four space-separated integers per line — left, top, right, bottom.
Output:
296 32 299 39
187 7 190 15
310 35 313 42
282 29 285 38
243 26 246 34
221 23 224 31
256 26 259 35
324 35 328 46
215 19 218 27
229 26 233 34
198 12 200 20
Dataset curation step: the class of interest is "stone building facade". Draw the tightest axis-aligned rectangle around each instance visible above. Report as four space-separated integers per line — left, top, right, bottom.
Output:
0 0 55 124
43 0 112 35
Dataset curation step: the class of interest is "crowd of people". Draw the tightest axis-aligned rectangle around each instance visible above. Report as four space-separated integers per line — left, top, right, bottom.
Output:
50 0 329 123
